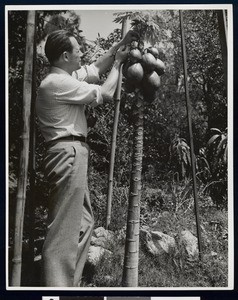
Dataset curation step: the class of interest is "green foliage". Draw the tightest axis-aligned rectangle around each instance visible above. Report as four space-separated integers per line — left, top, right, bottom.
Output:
8 11 27 173
36 11 83 43
169 135 191 180
205 128 227 208
207 128 227 168
114 11 166 45
195 147 211 183
180 10 227 130
83 28 121 65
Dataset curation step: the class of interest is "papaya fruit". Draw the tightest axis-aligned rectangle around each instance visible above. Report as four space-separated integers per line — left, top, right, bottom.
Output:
143 71 161 90
154 58 165 76
125 62 144 84
141 52 157 73
129 48 142 63
146 46 159 58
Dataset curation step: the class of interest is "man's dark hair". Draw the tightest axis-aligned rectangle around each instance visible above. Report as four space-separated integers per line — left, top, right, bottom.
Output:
45 30 75 64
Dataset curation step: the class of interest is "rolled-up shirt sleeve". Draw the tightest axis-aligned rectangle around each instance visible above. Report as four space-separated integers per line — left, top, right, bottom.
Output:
73 63 100 84
55 75 103 107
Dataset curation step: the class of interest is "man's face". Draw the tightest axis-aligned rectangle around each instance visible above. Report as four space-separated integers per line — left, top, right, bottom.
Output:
67 36 84 71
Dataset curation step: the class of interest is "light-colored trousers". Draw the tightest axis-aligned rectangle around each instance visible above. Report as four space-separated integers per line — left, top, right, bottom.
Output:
41 140 94 287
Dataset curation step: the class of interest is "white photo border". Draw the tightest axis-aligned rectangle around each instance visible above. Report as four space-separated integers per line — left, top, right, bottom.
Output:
5 3 234 291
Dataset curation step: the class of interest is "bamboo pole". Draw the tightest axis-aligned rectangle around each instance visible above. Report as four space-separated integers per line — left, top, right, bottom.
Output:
27 115 36 285
179 10 202 259
122 90 144 287
27 15 37 284
11 10 36 286
106 18 128 229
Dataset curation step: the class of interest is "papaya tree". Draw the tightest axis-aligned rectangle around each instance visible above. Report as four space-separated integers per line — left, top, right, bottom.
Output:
114 11 166 287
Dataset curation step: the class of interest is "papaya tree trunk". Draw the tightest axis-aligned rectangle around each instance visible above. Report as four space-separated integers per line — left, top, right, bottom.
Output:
10 10 36 286
106 18 128 229
122 90 144 287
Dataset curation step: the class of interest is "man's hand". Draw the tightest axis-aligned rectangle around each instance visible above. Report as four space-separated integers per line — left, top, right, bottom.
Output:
121 30 140 46
93 31 138 75
115 45 130 63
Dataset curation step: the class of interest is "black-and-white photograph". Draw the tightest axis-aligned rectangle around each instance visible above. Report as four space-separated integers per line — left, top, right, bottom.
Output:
6 4 233 290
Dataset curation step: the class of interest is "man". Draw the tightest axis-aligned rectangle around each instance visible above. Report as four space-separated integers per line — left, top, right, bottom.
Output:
35 29 137 287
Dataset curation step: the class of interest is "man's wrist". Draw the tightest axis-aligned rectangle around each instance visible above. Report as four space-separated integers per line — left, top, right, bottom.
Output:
113 59 122 68
110 41 123 57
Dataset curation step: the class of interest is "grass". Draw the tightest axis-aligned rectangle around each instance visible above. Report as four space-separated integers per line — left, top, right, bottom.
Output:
11 171 228 287
82 175 228 288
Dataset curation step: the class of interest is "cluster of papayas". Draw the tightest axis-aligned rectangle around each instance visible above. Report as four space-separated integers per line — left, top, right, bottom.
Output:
123 42 165 103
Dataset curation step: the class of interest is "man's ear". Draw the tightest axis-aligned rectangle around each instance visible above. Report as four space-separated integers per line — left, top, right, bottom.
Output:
62 51 69 62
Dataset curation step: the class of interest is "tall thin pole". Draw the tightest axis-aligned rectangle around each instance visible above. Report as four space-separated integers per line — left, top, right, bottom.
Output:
11 10 36 286
27 11 37 284
106 18 128 229
179 10 202 259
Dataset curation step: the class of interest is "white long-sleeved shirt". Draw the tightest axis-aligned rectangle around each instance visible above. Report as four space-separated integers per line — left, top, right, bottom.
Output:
35 64 103 142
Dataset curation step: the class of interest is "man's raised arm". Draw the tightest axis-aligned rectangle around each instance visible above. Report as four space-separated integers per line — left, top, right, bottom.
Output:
93 30 139 75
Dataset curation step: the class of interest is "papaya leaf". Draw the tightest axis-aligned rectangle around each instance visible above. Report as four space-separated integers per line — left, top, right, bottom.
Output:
181 138 187 143
182 150 187 165
113 11 135 23
210 128 222 134
216 136 227 158
200 157 210 170
207 134 220 146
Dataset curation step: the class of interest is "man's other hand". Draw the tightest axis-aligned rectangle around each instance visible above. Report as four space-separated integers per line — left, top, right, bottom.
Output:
121 30 140 46
115 45 130 63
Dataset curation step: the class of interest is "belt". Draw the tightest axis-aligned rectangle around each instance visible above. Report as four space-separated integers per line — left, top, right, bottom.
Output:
46 135 87 146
